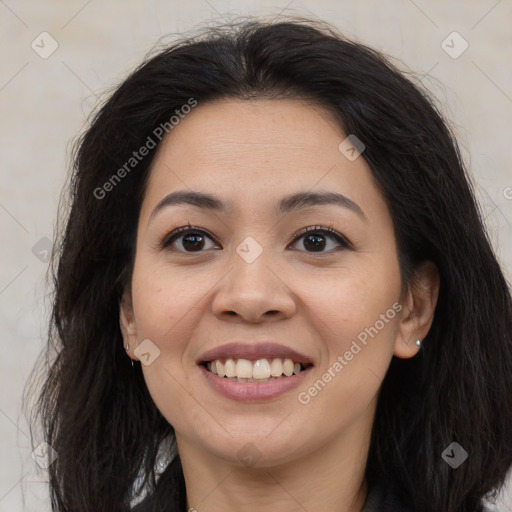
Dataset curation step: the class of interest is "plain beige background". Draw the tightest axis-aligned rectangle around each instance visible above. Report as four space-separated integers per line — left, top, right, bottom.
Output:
1 0 511 510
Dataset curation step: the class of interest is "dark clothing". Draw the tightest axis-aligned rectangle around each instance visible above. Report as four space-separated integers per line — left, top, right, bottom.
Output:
359 481 412 512
130 455 415 512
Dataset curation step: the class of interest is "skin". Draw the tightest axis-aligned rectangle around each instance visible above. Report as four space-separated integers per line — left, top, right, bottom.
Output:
120 98 439 512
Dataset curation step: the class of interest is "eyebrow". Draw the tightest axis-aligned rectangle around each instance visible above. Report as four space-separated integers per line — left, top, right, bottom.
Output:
149 190 367 222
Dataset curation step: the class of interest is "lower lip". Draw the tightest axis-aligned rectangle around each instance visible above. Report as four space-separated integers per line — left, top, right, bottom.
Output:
199 364 313 403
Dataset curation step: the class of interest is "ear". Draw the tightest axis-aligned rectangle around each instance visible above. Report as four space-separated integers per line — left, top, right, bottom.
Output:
394 261 440 358
119 287 139 361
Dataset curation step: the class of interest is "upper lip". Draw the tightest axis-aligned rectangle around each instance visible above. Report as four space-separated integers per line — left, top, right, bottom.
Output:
197 342 314 365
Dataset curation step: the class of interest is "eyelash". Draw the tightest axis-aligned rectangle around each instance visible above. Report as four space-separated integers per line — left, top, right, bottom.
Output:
160 223 351 253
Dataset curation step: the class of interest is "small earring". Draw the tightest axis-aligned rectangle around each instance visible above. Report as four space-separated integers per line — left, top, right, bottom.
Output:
415 339 421 347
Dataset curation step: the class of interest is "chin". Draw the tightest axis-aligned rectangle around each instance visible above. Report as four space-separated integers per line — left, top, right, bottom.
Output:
189 428 312 469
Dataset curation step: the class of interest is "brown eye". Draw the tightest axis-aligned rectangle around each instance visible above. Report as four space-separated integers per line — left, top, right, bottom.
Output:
302 233 328 252
289 226 350 253
162 227 219 252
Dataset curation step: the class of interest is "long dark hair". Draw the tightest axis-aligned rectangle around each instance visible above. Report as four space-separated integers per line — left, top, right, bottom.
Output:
27 16 512 512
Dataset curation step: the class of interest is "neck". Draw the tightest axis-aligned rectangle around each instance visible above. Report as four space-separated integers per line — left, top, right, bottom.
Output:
176 411 373 512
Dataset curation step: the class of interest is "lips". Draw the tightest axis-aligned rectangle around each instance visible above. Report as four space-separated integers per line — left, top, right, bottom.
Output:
197 341 314 366
199 364 313 402
197 342 315 402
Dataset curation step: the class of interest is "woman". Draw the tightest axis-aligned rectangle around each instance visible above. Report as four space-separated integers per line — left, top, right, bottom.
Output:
30 17 512 512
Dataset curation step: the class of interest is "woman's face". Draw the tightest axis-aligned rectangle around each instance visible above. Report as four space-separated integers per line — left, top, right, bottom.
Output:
121 98 426 468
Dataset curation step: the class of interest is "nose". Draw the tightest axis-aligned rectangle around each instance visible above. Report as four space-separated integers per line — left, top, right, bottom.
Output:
211 246 297 323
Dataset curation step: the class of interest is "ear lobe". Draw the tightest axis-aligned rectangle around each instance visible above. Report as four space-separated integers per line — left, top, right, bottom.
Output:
119 289 138 355
394 261 440 359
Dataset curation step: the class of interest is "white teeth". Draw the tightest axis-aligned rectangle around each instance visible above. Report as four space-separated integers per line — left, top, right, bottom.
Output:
270 358 283 377
206 357 307 380
235 358 253 378
224 358 236 378
253 359 271 379
283 358 294 377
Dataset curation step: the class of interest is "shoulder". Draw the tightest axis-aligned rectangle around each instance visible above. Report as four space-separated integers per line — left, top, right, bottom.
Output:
130 498 151 512
129 455 186 512
131 464 500 512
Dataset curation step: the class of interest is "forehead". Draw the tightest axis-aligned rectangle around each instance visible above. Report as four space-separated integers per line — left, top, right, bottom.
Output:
140 98 387 223
156 98 344 161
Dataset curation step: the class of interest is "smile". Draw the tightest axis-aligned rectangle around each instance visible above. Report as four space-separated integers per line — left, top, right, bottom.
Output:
199 360 313 402
205 357 311 382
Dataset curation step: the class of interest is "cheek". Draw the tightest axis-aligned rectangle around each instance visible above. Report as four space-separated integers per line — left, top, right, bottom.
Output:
129 258 209 395
297 269 401 430
129 262 207 427
130 258 207 344
306 253 402 349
